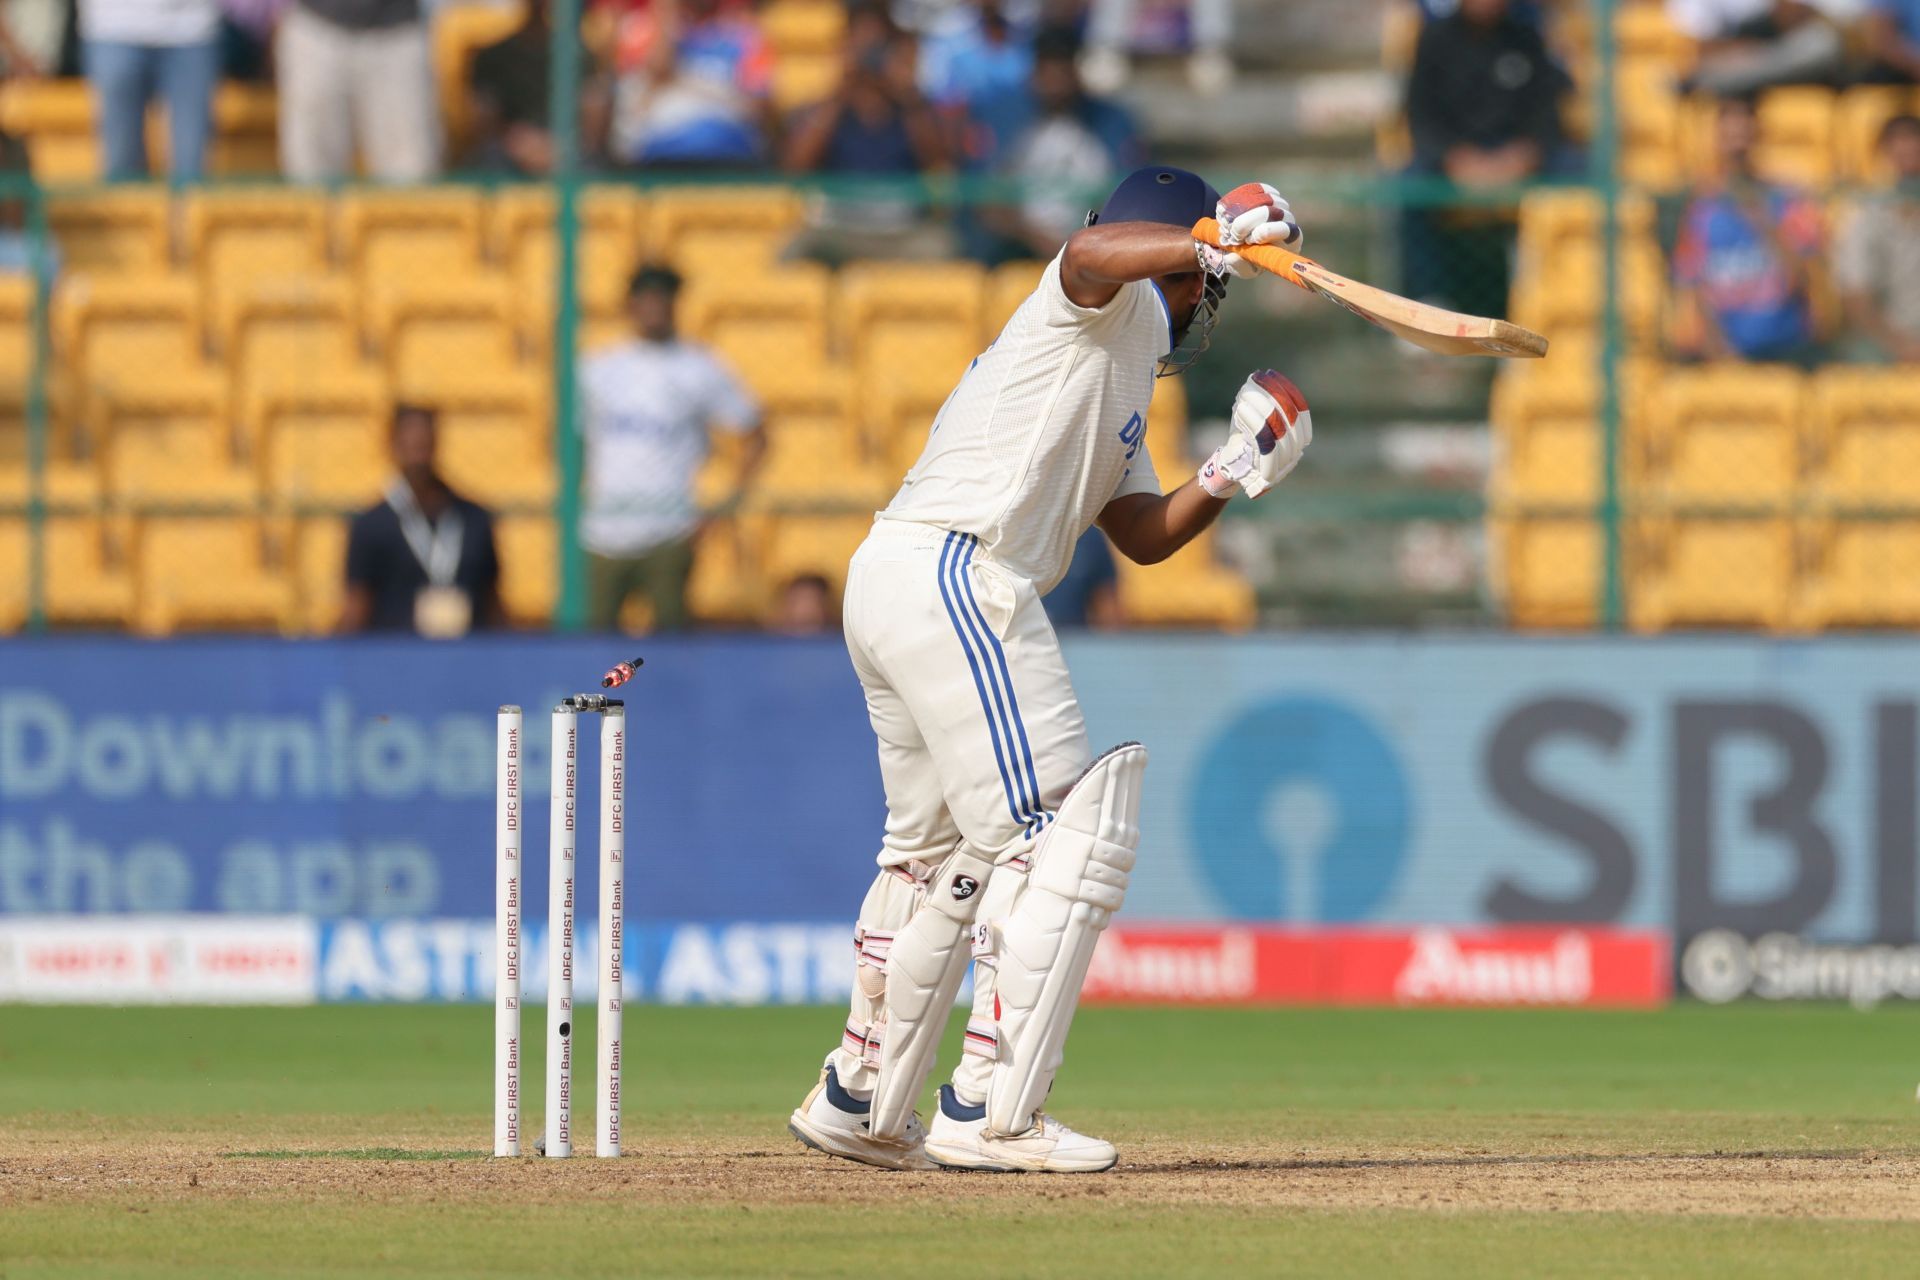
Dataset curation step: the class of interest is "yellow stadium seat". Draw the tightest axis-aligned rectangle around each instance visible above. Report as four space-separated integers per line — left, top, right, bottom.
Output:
405 369 554 507
53 274 202 424
1756 87 1839 187
218 276 362 405
984 260 1046 346
0 275 31 396
839 262 986 391
365 276 519 385
1629 516 1793 630
1490 516 1600 629
1515 189 1657 270
1615 4 1695 66
1143 372 1189 481
96 370 255 508
872 379 952 476
762 0 845 55
335 190 487 297
1797 519 1920 628
761 514 875 593
1837 86 1919 184
435 2 531 153
252 369 392 508
680 266 832 396
1617 65 1684 188
491 185 644 352
1115 528 1256 630
771 52 843 111
0 513 137 628
205 84 280 175
0 79 99 181
1806 369 1920 508
293 515 352 633
645 186 806 271
183 190 331 318
1511 235 1667 347
47 190 172 274
687 517 767 624
1490 377 1603 508
134 515 293 634
1639 366 1806 507
495 512 556 624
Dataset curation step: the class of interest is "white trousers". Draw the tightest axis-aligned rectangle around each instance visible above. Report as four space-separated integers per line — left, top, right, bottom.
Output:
829 518 1092 1102
276 5 441 182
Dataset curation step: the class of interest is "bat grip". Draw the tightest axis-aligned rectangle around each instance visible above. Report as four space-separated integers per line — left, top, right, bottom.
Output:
1191 217 1316 294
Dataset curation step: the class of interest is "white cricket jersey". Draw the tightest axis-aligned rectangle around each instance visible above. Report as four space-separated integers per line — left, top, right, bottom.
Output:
880 250 1168 594
576 337 759 556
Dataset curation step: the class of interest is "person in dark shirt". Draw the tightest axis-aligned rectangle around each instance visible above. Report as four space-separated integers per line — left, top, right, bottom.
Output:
341 404 504 636
1400 0 1572 316
466 0 610 175
1042 527 1124 630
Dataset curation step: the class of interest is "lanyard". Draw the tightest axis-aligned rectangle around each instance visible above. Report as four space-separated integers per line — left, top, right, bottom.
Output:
386 479 464 589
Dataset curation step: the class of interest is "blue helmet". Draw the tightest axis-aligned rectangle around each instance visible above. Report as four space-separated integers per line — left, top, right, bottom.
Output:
1087 166 1226 377
1087 166 1222 231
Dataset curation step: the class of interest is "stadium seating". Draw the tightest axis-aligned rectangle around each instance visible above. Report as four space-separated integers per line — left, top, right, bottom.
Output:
839 262 985 391
1797 519 1920 628
335 190 487 302
134 514 294 635
0 79 277 180
47 190 172 274
1490 376 1603 508
413 369 555 507
984 260 1047 345
252 369 391 508
96 369 254 509
763 0 846 109
1490 516 1602 630
52 274 204 433
184 190 332 319
1638 366 1806 507
679 266 832 396
1629 515 1794 631
1806 369 1920 509
292 515 351 633
365 276 520 386
686 517 766 625
494 513 557 624
491 186 644 355
1837 87 1920 183
645 186 806 271
217 277 362 406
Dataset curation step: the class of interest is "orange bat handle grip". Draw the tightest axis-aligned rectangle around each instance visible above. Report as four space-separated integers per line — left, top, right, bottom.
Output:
1191 217 1316 294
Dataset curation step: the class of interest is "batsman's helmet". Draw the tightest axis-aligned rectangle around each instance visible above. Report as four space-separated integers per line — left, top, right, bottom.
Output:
1087 166 1225 377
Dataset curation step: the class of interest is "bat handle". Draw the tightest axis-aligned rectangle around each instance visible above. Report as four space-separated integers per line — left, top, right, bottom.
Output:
1191 217 1316 295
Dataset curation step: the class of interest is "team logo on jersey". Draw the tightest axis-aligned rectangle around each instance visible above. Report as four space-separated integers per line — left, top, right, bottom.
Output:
951 876 980 901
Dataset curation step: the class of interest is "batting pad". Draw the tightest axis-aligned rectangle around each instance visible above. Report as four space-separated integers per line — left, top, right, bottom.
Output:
868 844 998 1142
986 742 1146 1136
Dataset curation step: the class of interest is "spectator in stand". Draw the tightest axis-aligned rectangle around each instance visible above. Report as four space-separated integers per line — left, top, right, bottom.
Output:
773 573 838 634
1673 96 1824 363
1836 114 1920 361
969 27 1139 261
919 0 1034 114
79 0 220 179
1864 0 1920 80
578 265 767 633
341 404 504 636
1042 527 1125 629
1080 0 1233 96
1401 0 1570 317
466 0 610 175
609 0 771 169
1672 0 1863 95
784 17 950 260
276 0 440 181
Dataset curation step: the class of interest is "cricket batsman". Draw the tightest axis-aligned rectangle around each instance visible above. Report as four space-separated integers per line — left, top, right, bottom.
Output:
788 168 1312 1173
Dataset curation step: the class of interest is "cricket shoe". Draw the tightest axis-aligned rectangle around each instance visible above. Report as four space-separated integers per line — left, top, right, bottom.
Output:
923 1085 1118 1173
787 1058 934 1171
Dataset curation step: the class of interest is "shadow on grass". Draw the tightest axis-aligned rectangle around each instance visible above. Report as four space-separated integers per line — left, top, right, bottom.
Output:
221 1148 487 1161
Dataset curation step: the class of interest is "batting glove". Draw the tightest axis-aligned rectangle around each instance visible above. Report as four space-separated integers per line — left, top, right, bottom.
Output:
1198 182 1304 280
1197 370 1312 500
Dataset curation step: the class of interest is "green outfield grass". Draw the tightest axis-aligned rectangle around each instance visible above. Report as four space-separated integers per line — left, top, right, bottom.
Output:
4 1003 1919 1278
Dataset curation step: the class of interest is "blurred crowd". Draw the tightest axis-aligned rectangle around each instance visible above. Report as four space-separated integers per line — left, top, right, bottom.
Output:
0 0 1228 217
1401 0 1920 365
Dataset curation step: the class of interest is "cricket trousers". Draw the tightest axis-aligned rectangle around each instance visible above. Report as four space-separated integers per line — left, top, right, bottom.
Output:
828 517 1094 1105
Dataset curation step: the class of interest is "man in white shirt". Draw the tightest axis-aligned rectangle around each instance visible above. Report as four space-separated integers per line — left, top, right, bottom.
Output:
788 168 1312 1173
577 264 765 631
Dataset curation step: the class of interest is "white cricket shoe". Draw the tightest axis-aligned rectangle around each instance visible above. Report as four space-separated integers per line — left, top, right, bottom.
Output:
787 1058 934 1171
924 1084 1118 1173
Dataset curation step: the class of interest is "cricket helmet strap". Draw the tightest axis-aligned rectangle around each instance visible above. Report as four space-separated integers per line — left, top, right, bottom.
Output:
1085 167 1228 379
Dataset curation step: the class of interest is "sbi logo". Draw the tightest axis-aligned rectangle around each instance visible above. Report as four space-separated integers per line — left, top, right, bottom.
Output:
1187 696 1412 921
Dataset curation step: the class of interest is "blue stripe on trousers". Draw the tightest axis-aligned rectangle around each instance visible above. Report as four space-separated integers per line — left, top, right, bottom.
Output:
956 535 1051 834
936 531 1031 835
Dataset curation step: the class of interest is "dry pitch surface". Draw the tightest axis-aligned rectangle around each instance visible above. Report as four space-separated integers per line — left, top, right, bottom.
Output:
4 1004 1919 1277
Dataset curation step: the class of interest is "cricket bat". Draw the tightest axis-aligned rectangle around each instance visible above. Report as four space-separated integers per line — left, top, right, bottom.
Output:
1192 218 1548 359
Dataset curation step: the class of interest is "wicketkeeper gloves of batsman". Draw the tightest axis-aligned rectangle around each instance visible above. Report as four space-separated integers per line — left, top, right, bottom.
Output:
1197 371 1313 501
